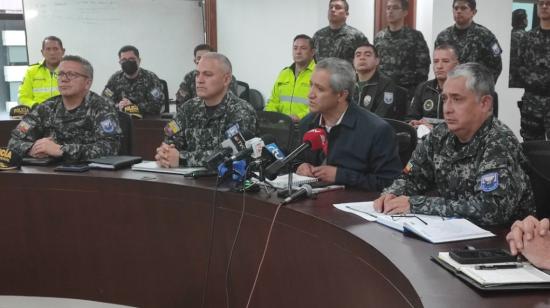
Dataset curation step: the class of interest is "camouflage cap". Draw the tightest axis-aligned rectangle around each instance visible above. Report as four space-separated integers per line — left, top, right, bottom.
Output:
0 147 21 170
9 105 31 119
122 103 143 119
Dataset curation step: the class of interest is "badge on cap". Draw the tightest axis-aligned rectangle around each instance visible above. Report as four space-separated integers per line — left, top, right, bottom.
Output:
164 120 181 137
480 172 499 192
363 95 372 107
122 103 143 119
0 147 21 171
384 92 394 105
423 99 434 112
9 105 31 119
103 88 114 98
100 118 117 133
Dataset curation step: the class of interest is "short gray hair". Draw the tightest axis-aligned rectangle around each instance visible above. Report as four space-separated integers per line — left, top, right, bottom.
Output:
201 52 232 74
315 57 356 101
446 62 494 98
61 55 94 79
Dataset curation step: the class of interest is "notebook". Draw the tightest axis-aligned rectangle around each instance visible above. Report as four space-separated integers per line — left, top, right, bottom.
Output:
334 201 495 243
88 155 142 170
433 252 550 290
131 160 207 175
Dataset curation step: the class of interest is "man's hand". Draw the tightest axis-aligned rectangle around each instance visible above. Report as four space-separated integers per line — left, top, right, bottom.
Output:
29 137 62 158
409 118 433 129
312 165 337 183
506 216 550 255
296 163 315 177
155 143 179 168
373 193 410 214
118 98 133 111
521 232 550 270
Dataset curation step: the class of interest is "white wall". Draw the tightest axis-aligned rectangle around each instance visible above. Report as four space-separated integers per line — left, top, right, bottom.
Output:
217 0 374 103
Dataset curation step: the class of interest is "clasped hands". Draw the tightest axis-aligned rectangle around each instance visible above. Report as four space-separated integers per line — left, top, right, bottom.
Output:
29 137 62 158
155 142 179 168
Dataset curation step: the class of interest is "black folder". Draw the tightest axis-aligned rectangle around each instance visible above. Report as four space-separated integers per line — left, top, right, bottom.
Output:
88 155 142 170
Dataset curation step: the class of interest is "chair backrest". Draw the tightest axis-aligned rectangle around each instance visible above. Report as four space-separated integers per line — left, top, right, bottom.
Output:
159 79 170 113
383 118 417 168
236 80 250 102
248 88 265 111
117 111 133 155
393 86 409 121
522 141 550 218
257 111 294 153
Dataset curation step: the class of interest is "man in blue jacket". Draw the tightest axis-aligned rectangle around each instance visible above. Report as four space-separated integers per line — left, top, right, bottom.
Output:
296 58 402 191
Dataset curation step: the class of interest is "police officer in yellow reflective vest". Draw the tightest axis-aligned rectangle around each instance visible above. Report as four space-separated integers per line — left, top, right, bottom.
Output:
265 34 316 121
18 36 65 107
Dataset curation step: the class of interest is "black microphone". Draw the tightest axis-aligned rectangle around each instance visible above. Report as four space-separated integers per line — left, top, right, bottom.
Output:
206 147 233 170
281 184 313 205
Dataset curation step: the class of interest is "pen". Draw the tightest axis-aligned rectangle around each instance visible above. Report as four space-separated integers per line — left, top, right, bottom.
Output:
475 264 524 270
345 206 378 219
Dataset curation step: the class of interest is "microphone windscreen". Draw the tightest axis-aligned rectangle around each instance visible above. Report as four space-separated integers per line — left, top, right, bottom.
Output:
303 128 327 151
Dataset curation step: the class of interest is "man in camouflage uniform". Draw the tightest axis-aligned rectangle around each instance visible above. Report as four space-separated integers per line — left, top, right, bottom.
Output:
103 45 165 115
8 55 121 162
373 0 430 97
509 9 528 88
176 44 239 105
312 0 369 64
434 0 502 83
155 52 256 168
517 1 550 141
374 63 534 226
406 44 459 126
352 42 404 120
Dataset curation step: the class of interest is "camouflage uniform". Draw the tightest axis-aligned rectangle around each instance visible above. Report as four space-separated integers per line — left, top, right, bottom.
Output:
163 91 257 167
103 68 164 115
516 27 550 141
8 92 121 162
384 117 534 226
509 28 527 88
406 79 443 122
374 26 430 94
435 23 502 82
313 24 369 64
175 70 240 105
352 70 405 120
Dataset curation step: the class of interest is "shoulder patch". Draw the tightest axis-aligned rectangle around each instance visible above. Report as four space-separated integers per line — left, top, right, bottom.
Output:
100 118 117 134
17 121 31 134
384 92 394 105
480 172 499 192
363 95 372 107
151 87 162 99
491 42 502 56
403 161 413 175
423 99 434 111
164 120 181 137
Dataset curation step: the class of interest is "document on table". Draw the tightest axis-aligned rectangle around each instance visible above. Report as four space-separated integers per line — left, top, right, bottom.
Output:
131 160 206 175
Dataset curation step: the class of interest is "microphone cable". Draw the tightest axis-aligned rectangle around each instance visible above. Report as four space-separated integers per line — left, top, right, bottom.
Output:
224 163 253 308
200 174 224 308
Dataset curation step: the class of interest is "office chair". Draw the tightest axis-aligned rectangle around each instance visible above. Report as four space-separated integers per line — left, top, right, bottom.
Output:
383 118 418 168
236 80 250 102
248 88 265 111
159 79 170 113
522 141 550 218
393 86 409 121
257 111 295 153
117 111 133 156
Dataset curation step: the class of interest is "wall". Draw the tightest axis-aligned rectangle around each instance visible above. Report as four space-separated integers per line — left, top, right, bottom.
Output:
217 0 375 103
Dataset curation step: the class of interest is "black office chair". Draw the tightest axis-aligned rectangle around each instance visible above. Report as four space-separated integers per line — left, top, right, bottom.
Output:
248 88 265 111
236 80 250 102
159 79 170 113
522 141 550 218
117 111 133 156
393 86 409 121
383 118 417 168
257 111 294 153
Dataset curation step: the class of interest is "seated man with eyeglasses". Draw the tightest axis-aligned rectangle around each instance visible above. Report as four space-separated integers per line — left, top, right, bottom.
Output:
8 55 122 162
373 63 534 226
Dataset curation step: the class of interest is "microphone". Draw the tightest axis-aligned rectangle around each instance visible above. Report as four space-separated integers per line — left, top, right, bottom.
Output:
206 147 233 170
281 184 313 205
264 128 327 180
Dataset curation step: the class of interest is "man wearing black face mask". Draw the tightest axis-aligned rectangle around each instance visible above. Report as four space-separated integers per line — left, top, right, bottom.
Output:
103 45 165 115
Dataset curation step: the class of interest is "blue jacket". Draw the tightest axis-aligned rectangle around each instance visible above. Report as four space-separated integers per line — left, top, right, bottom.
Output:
298 103 402 191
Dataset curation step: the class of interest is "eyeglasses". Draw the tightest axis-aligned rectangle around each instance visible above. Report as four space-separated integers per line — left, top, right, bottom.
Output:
56 71 89 81
538 1 550 7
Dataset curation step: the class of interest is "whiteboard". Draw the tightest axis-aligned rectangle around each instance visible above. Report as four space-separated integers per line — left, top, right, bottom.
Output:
23 0 204 99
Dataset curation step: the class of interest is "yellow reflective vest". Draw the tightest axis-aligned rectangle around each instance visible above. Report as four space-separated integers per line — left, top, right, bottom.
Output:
265 60 315 119
18 60 60 107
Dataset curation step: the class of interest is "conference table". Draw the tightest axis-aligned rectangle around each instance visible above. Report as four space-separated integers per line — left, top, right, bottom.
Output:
0 167 548 308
